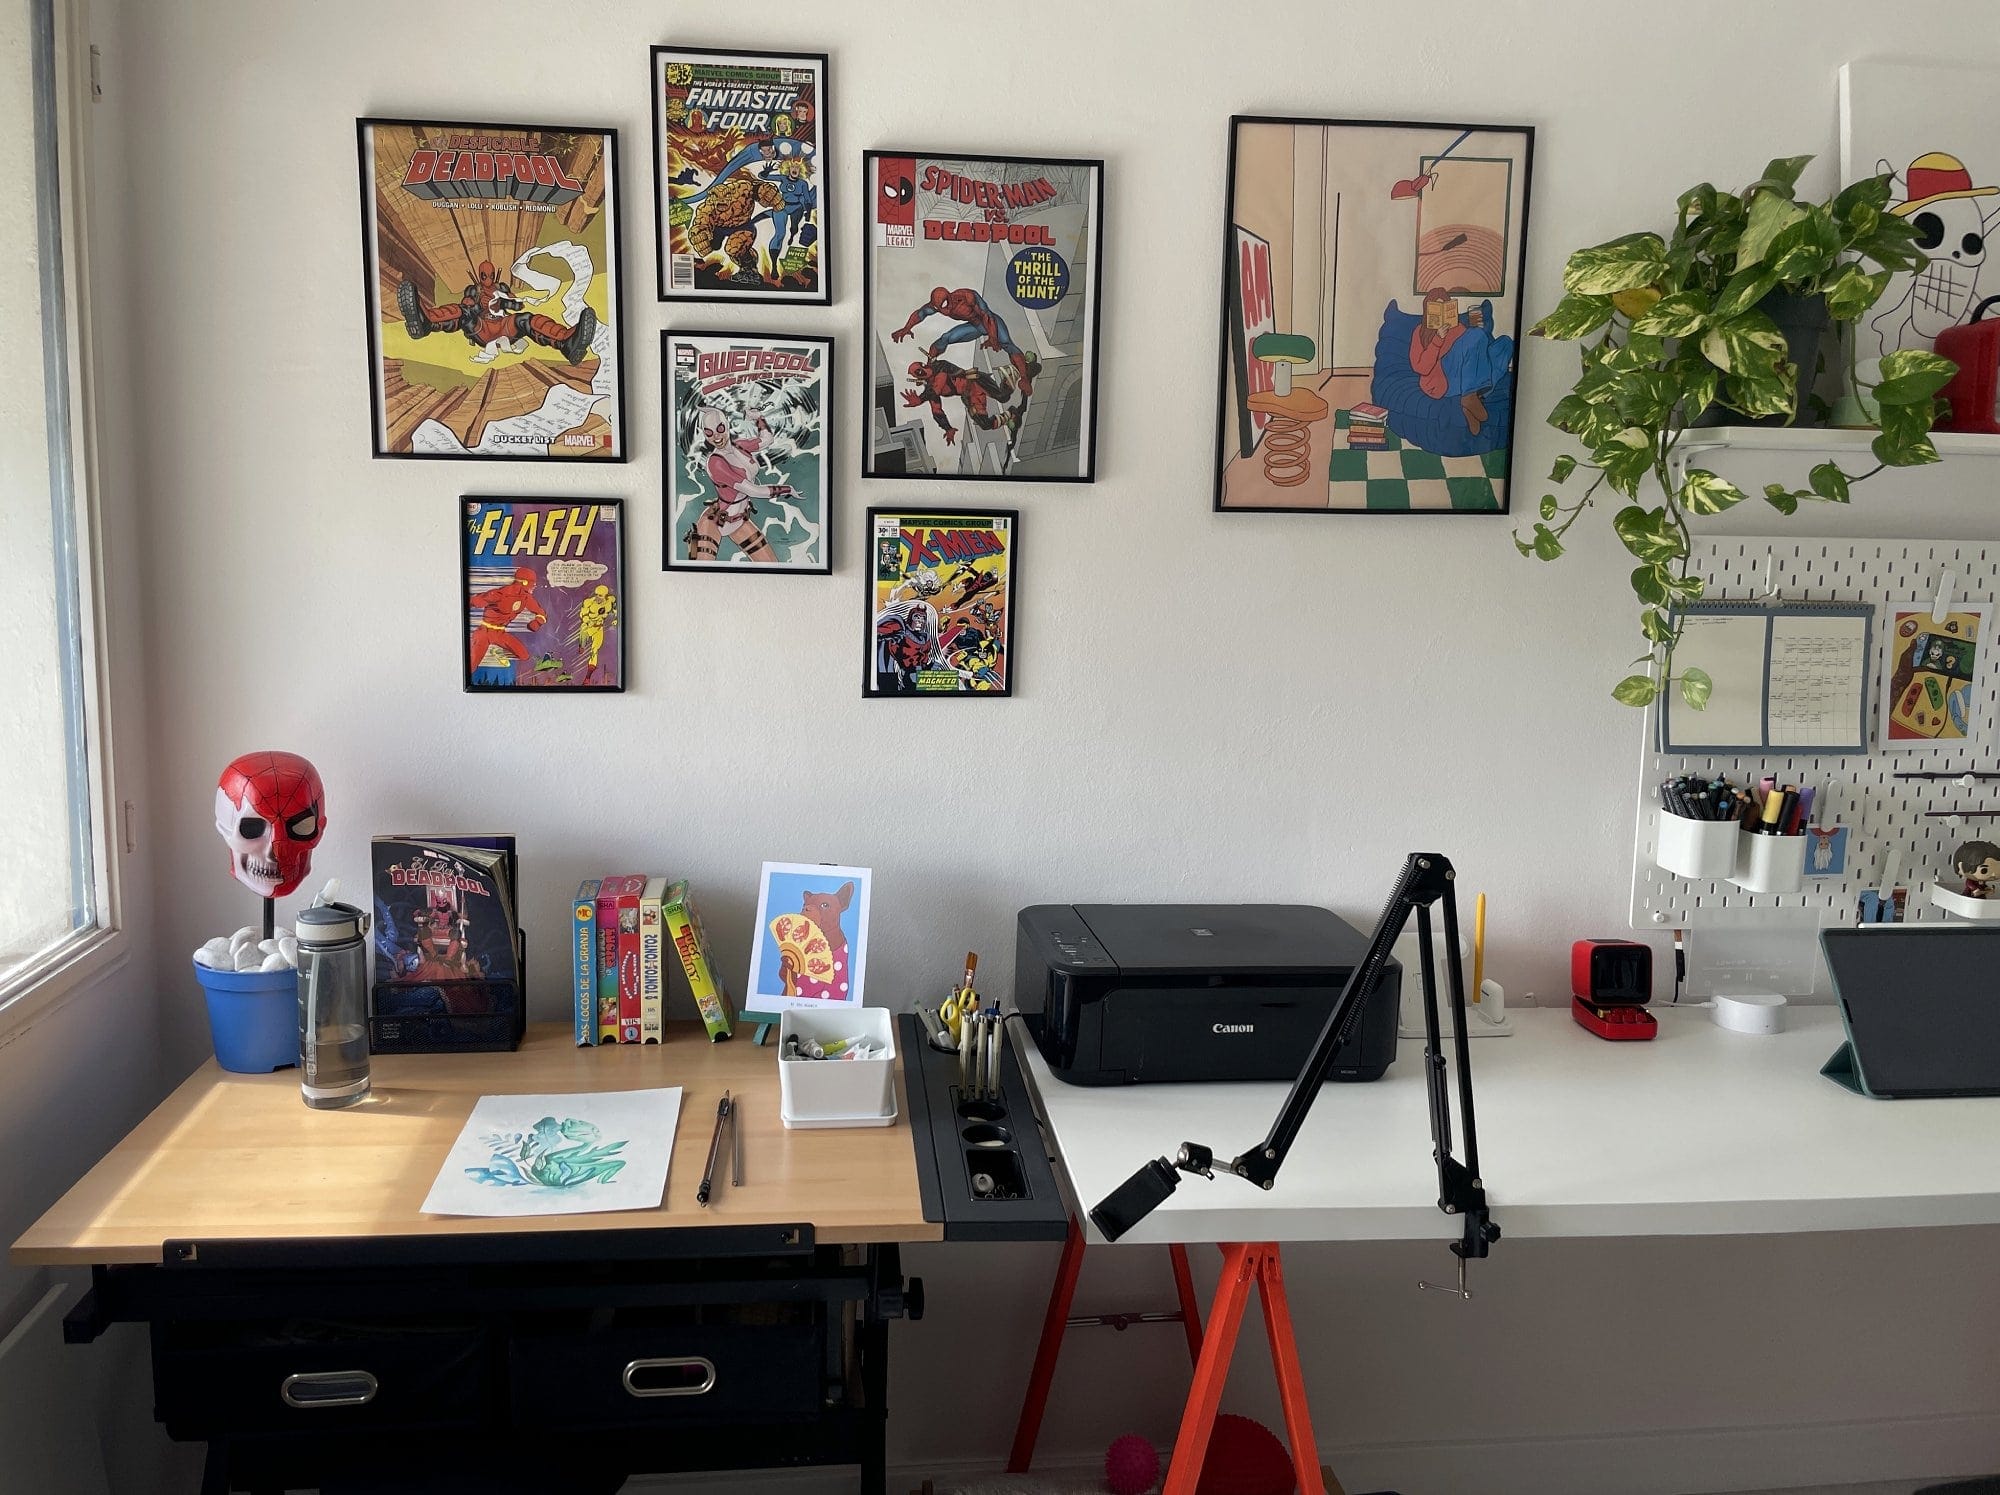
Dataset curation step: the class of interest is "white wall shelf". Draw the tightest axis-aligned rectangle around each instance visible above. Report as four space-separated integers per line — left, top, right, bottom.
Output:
1677 426 2000 459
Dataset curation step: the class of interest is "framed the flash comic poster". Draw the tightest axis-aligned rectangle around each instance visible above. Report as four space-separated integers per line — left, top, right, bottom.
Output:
864 507 1018 698
863 151 1102 482
651 47 830 305
460 497 627 693
359 117 628 461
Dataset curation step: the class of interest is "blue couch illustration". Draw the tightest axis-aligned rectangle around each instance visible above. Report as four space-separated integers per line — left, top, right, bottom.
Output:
1369 298 1515 457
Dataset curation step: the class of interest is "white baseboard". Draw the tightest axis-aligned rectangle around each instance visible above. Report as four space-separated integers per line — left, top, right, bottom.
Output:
623 1410 2000 1495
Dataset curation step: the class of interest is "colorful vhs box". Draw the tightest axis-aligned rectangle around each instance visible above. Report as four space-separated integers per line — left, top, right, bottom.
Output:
663 879 735 1042
639 877 667 1044
571 878 601 1046
599 874 647 1044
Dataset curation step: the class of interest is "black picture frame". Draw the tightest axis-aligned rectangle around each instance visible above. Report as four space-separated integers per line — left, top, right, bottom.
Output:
661 328 835 575
650 45 832 306
357 116 629 463
861 150 1103 484
862 506 1020 699
460 496 628 694
1213 114 1535 516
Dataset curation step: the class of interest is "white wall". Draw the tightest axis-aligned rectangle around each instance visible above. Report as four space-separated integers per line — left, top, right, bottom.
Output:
96 1 2000 1490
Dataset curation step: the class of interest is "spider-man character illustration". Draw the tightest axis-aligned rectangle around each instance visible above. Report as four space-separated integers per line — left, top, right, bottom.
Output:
213 751 326 899
901 358 1018 447
468 566 547 677
398 260 598 365
890 286 1040 396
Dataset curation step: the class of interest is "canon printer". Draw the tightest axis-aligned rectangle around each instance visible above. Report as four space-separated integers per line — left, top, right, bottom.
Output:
1014 903 1400 1086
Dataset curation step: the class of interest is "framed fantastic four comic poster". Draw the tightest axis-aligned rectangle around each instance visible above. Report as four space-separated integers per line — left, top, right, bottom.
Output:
663 329 832 573
1215 116 1533 514
651 47 830 304
864 507 1018 698
461 498 626 692
358 118 627 460
863 151 1102 482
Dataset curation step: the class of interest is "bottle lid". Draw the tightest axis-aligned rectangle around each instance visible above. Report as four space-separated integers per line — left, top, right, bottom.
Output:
295 900 365 945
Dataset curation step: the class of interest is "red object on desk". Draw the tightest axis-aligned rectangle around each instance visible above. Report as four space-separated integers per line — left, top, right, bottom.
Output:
1571 938 1657 1041
1935 312 2000 435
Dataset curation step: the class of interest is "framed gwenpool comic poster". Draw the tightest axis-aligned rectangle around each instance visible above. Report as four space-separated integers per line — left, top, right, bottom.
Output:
651 47 829 304
663 330 832 573
461 498 626 692
863 151 1102 482
864 507 1018 698
359 118 626 460
1215 116 1533 514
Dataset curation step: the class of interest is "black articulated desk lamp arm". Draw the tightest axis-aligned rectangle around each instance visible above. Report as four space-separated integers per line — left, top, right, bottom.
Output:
1089 853 1500 1294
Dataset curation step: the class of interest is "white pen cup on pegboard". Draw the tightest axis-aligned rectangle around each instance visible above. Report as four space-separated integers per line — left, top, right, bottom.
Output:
1732 831 1807 894
1656 812 1743 880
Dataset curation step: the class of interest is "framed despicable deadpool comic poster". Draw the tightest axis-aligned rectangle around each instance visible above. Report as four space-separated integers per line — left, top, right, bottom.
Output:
359 117 626 461
864 507 1017 698
1215 116 1533 514
863 151 1102 482
663 329 832 573
651 47 829 304
461 498 626 692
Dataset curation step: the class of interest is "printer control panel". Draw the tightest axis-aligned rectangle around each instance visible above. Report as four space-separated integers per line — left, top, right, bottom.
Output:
1045 925 1114 970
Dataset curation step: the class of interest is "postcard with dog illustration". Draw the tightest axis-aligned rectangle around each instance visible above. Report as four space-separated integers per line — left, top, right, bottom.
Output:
743 861 873 1021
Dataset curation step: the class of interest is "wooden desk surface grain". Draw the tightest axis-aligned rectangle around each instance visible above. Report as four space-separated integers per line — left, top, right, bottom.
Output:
12 1023 940 1266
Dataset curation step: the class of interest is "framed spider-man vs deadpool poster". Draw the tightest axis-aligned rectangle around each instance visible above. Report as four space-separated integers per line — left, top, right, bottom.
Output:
863 151 1102 482
358 117 628 460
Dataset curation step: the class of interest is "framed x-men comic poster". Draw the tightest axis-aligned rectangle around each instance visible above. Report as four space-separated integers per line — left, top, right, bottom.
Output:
865 507 1017 698
663 330 832 573
651 47 829 304
863 151 1102 482
359 118 627 461
1215 116 1533 514
461 498 626 692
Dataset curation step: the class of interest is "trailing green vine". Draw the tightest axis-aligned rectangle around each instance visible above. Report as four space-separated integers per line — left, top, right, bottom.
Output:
1519 156 1957 708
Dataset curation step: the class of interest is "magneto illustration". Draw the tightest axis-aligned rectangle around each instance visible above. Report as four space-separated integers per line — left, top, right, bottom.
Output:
399 260 598 365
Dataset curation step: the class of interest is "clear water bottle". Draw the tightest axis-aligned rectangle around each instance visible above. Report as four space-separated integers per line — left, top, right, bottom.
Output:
296 900 372 1109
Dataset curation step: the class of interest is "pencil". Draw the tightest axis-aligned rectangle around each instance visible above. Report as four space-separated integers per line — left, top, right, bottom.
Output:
1472 892 1486 1005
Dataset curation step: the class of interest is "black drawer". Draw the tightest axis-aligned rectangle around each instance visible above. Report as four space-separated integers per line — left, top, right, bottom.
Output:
509 1315 824 1430
152 1318 492 1440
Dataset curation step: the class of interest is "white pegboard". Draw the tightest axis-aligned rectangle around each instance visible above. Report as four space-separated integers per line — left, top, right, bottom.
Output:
1630 537 2000 931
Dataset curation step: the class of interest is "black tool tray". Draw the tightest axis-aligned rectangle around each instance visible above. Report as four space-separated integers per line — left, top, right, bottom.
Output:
900 1014 1068 1241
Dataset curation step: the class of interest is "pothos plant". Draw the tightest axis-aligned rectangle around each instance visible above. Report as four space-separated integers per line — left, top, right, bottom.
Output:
1519 155 1957 709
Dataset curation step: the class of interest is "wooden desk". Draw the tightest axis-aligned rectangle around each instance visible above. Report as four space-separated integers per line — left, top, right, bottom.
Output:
15 1023 936 1495
15 1022 938 1265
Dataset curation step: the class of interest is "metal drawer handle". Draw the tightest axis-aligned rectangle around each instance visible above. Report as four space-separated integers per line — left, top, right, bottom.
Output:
280 1370 379 1409
622 1356 717 1398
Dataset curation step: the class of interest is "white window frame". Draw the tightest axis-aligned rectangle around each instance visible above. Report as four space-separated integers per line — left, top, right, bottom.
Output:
1 0 127 1037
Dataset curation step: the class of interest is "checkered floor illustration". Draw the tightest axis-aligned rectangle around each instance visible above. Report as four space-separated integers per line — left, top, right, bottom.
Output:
1327 409 1508 511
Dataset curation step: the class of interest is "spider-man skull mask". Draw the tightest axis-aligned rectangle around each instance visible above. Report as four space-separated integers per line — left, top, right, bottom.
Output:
214 751 326 899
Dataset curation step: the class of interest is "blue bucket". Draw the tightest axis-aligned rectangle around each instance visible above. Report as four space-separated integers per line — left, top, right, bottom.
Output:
193 957 299 1073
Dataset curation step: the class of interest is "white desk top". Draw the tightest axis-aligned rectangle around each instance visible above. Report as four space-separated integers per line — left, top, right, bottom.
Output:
1015 1006 2000 1246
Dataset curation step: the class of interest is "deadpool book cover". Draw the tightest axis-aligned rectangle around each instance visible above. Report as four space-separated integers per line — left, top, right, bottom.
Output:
370 834 524 1052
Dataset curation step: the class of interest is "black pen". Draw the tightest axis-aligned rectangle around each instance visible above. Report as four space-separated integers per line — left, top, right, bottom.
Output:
697 1090 731 1207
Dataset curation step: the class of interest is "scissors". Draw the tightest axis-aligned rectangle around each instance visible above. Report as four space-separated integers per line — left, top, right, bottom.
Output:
940 985 980 1042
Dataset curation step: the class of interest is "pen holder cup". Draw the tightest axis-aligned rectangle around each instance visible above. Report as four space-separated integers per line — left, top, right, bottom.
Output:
1732 832 1808 895
779 1006 896 1126
1656 812 1742 881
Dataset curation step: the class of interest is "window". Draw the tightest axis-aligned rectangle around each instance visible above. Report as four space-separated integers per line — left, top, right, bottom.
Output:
0 0 112 1007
